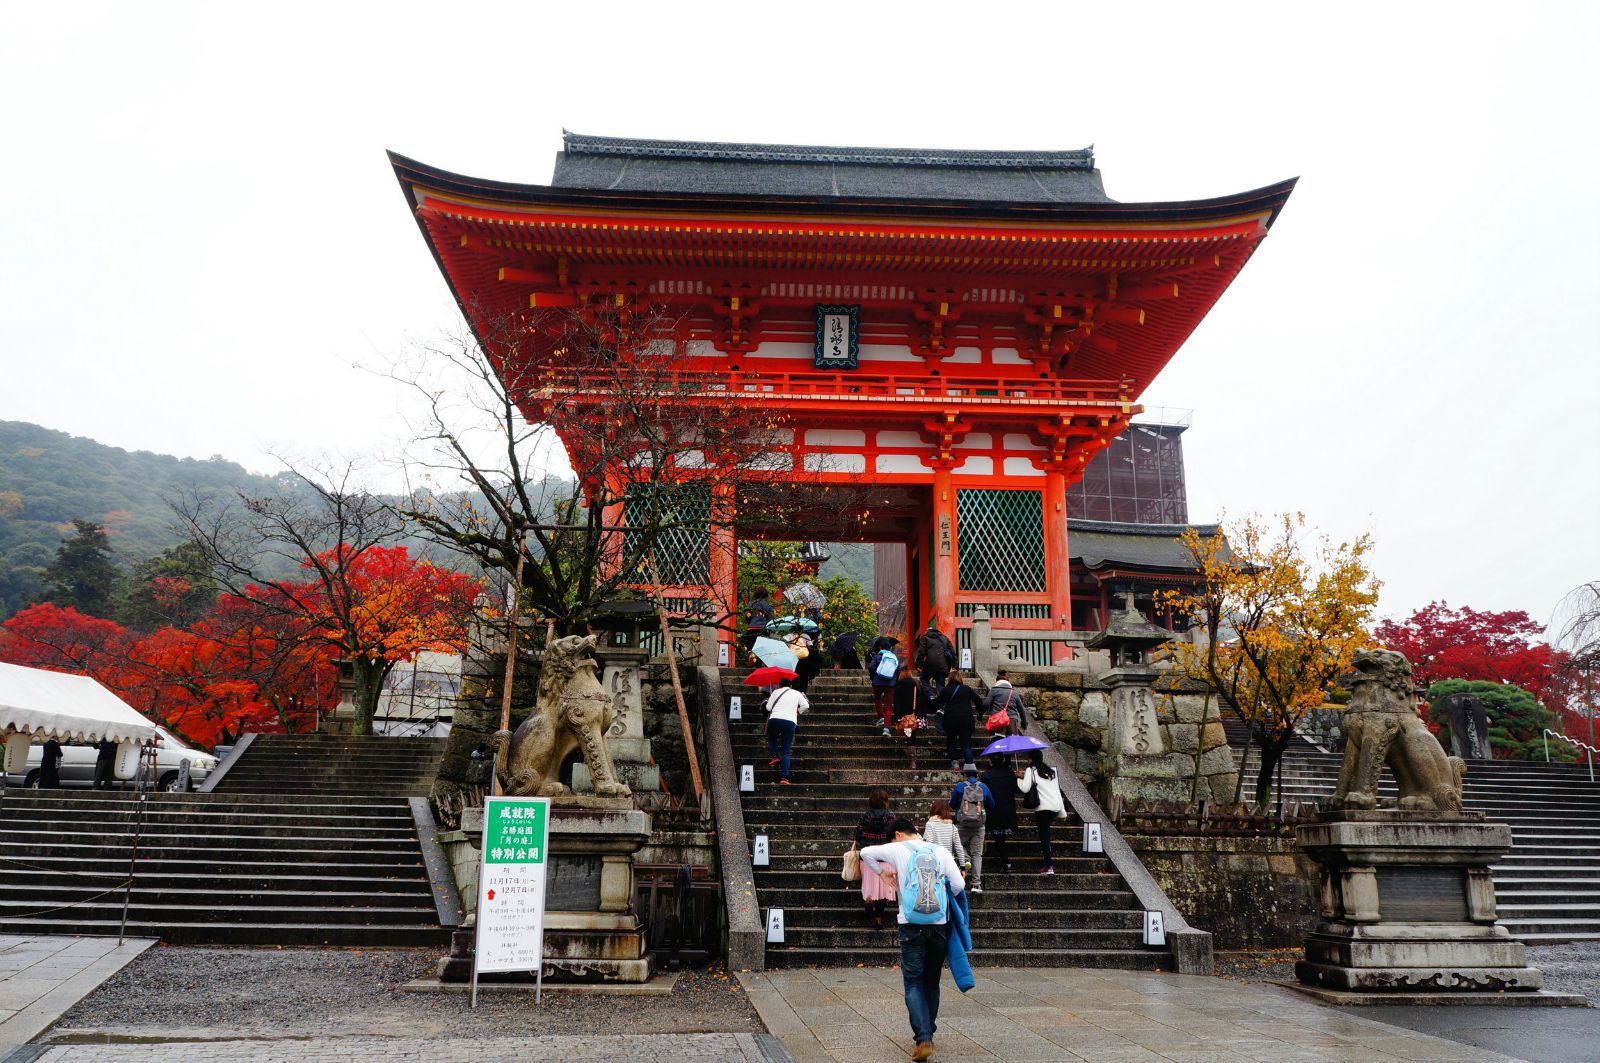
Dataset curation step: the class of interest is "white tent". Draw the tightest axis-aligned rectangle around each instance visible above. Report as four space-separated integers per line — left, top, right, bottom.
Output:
0 661 158 744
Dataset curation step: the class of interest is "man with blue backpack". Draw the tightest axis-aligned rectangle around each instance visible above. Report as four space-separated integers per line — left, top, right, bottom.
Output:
865 636 900 736
860 816 968 1061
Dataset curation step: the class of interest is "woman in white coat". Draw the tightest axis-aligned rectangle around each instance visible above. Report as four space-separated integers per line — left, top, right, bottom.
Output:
1016 750 1066 874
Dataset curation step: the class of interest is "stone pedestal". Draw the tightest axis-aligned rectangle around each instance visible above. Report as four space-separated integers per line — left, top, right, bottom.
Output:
1294 812 1547 996
438 803 655 984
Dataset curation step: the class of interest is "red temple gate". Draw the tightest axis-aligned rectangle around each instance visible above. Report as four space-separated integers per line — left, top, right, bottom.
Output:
392 134 1293 659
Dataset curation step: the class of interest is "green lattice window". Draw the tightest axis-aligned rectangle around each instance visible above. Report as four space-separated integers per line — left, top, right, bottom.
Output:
624 486 709 585
956 489 1045 593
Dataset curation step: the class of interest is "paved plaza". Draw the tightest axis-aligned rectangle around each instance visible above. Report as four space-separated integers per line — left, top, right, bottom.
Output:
737 966 1566 1062
6 941 1600 1062
12 1033 784 1062
0 937 154 1057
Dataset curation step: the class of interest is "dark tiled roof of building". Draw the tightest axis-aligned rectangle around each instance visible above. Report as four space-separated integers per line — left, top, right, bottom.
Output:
552 132 1113 205
1067 520 1227 573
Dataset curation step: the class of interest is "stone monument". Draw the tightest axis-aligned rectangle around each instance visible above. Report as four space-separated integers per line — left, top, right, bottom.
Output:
1293 649 1575 1003
440 630 655 985
575 601 661 795
1442 692 1493 760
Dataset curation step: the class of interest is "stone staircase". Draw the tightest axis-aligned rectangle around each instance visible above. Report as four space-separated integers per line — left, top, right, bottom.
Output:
208 734 446 796
1226 721 1600 944
0 735 451 945
726 667 1173 969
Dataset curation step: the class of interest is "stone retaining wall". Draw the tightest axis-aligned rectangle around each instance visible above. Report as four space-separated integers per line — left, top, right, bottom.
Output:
1124 833 1318 949
1010 672 1238 805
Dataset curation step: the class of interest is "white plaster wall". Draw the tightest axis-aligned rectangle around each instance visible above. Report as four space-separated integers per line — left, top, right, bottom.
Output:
875 454 927 474
1002 457 1044 476
805 452 867 473
805 429 866 447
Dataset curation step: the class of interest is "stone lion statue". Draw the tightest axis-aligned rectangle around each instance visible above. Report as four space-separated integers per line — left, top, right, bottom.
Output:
1330 648 1465 813
490 633 631 799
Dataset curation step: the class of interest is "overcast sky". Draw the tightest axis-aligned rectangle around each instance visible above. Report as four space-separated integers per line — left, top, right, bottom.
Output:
3 1 1596 627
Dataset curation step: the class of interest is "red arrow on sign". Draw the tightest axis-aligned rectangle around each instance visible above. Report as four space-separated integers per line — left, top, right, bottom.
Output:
486 889 495 901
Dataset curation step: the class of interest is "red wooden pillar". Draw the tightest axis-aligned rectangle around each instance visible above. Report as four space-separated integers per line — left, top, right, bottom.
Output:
597 466 627 582
708 483 737 662
1043 468 1072 662
931 463 957 634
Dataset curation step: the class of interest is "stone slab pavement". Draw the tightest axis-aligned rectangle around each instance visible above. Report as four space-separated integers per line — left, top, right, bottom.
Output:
8 1033 788 1062
738 965 1555 1062
0 937 155 1058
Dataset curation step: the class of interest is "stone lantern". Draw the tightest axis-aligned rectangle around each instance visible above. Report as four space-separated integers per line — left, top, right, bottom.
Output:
574 600 660 794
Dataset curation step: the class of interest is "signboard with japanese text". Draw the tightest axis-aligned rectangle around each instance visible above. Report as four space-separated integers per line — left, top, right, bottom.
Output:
475 796 551 974
813 305 859 369
937 514 953 556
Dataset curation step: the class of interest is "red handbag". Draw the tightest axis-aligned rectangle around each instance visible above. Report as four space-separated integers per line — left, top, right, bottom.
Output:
984 710 1011 733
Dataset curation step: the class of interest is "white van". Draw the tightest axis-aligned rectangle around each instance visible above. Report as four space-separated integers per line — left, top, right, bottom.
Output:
4 726 219 791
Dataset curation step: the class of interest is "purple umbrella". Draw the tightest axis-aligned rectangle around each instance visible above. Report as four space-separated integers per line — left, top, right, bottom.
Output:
980 735 1050 756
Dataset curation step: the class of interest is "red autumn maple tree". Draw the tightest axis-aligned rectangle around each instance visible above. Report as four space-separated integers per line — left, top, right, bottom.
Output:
1374 602 1566 711
1 545 480 747
222 544 481 735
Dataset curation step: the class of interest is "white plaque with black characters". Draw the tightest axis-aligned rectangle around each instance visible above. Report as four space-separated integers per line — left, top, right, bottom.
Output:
813 304 859 369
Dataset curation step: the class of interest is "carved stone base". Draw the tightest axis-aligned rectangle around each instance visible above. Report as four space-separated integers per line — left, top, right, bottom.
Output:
1275 980 1587 1007
1295 812 1549 996
439 807 655 984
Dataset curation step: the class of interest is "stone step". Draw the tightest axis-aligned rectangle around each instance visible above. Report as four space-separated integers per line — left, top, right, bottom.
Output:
755 869 1128 892
0 826 427 852
0 888 435 916
755 887 1140 911
762 946 1167 970
0 868 430 892
0 817 421 840
0 916 450 947
3 855 428 878
774 925 1149 950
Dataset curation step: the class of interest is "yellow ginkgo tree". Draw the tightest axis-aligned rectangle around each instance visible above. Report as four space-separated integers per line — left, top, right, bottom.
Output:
1167 514 1380 807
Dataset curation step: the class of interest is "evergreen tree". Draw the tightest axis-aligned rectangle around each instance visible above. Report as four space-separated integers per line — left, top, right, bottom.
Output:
117 540 218 631
39 519 120 617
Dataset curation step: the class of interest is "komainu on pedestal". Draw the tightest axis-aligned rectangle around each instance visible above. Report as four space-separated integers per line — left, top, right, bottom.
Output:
491 633 631 799
1329 649 1463 813
1293 648 1575 1003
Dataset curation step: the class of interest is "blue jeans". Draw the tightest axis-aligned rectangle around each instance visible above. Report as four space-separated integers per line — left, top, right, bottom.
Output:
766 718 796 779
898 921 949 1045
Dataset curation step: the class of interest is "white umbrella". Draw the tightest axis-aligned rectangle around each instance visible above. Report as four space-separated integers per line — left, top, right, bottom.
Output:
784 582 825 611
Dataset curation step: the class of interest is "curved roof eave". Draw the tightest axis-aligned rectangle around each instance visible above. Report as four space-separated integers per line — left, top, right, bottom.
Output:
387 151 1298 229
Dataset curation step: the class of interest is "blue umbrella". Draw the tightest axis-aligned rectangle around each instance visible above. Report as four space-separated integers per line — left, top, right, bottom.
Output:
981 735 1050 756
765 615 820 637
750 636 798 671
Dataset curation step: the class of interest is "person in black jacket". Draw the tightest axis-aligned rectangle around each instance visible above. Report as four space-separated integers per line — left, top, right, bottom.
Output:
742 589 774 651
934 672 981 770
93 738 117 790
980 757 1020 875
40 739 63 789
853 788 898 927
913 619 955 689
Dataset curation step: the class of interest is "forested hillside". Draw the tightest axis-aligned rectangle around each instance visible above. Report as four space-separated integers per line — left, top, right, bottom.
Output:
0 422 300 618
0 419 880 622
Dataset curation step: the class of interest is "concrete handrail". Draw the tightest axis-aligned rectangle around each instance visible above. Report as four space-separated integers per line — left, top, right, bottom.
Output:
194 732 255 793
697 665 765 971
1018 715 1215 975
